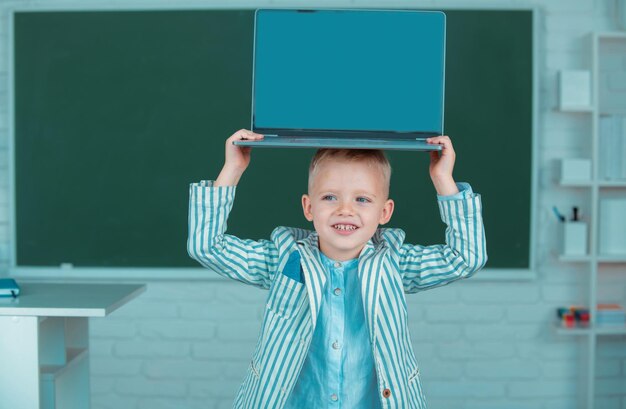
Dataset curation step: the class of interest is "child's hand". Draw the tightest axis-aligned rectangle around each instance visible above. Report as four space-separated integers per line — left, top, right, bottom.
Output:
224 129 264 171
426 135 459 196
215 129 264 186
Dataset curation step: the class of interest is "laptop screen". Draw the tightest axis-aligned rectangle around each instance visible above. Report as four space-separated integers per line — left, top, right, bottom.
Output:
252 9 446 137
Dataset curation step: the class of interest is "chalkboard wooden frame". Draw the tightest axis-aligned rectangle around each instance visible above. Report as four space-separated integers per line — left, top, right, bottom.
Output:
6 5 539 281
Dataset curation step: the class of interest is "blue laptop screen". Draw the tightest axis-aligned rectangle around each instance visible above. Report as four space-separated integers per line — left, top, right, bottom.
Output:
253 9 445 135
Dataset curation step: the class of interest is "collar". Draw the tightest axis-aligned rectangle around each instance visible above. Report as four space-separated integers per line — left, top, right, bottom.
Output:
296 231 379 258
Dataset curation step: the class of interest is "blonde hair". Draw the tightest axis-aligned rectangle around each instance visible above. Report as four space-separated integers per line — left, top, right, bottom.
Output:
307 149 392 198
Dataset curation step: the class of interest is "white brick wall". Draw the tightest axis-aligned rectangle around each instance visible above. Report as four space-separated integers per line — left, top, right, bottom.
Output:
1 0 625 408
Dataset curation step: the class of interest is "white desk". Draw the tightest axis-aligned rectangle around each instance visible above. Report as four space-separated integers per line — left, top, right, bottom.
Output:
0 283 146 409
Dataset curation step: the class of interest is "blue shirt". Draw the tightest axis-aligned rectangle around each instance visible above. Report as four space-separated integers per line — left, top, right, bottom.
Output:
285 253 381 408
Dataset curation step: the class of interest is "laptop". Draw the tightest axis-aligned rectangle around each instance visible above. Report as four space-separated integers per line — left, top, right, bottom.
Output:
235 9 446 151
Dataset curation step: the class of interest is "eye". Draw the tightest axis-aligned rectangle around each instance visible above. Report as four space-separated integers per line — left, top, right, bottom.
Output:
356 197 371 203
322 195 337 201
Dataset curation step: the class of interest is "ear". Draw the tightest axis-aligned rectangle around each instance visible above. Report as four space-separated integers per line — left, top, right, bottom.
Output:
378 199 395 225
302 194 314 222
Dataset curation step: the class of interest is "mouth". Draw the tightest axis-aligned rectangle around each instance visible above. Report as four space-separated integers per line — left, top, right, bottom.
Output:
332 223 359 235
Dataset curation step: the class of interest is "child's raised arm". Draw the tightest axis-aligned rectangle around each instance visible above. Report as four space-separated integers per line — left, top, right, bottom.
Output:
215 129 264 186
426 135 460 196
395 136 487 292
188 130 281 290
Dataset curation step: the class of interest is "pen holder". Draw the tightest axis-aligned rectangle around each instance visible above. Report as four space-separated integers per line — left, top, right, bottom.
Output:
561 222 587 256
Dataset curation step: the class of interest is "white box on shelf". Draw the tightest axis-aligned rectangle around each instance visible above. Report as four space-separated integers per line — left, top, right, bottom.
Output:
559 70 591 110
561 222 588 256
600 198 626 255
559 158 591 182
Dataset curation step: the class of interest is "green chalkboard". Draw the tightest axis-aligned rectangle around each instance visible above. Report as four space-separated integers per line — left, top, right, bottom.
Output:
14 9 532 269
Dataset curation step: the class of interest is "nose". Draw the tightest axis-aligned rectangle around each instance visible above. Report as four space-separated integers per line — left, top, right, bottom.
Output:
336 200 354 216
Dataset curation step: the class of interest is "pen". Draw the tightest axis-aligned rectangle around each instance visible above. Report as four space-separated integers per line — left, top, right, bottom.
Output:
572 206 580 222
552 206 566 222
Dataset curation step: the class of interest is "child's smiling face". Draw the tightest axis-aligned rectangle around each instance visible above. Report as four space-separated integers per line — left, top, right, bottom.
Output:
301 158 394 261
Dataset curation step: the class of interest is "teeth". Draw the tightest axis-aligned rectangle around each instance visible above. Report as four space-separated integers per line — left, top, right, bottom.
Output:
333 224 357 231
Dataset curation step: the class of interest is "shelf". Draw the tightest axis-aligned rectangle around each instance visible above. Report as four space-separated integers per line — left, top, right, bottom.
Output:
558 106 594 113
40 348 87 381
598 180 626 187
559 180 626 187
559 180 592 187
595 325 626 335
558 254 591 262
596 32 626 39
555 30 626 409
554 322 626 336
558 254 626 263
599 109 626 115
597 254 626 263
554 322 592 335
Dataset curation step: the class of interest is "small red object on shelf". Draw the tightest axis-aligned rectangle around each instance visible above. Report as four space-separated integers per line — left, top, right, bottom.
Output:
563 312 576 328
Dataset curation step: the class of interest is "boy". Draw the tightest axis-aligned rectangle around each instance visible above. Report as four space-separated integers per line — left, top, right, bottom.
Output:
188 129 487 409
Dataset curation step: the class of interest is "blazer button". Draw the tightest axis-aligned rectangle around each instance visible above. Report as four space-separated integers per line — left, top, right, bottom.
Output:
382 388 391 398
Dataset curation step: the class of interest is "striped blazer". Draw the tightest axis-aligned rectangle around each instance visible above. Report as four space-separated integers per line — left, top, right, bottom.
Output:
188 181 487 409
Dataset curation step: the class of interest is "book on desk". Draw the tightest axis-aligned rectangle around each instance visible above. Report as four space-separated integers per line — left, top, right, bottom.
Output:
0 278 20 298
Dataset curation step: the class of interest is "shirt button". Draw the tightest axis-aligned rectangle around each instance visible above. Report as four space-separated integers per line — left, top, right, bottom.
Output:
332 341 341 350
334 261 341 268
330 393 338 401
334 287 342 296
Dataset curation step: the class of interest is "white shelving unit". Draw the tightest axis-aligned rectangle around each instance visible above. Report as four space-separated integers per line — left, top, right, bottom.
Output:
556 32 626 409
